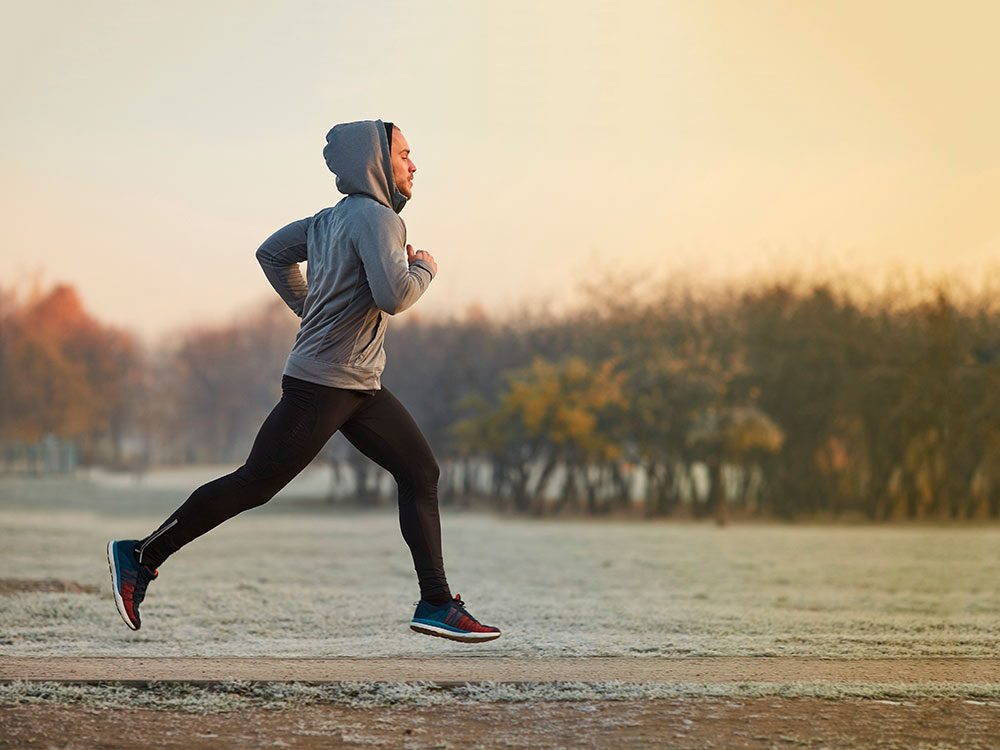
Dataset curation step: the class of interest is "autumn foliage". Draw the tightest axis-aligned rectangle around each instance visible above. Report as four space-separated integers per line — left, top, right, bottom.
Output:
0 284 139 462
384 279 1000 520
6 278 1000 521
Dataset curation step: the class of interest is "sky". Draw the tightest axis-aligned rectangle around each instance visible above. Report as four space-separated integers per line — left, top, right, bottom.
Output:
2 0 999 341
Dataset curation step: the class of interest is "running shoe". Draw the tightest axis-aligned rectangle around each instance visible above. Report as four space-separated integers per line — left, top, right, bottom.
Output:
107 539 157 631
410 594 501 643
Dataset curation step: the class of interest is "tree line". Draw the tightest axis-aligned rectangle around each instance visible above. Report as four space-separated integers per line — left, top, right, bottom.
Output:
4 277 1000 520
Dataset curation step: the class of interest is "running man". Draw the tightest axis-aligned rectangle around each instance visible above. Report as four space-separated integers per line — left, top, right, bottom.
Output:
108 120 500 644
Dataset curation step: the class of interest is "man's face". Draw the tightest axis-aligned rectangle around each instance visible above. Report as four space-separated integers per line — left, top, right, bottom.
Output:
390 128 416 199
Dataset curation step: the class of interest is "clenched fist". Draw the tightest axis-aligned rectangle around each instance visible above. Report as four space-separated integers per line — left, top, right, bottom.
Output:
406 244 438 276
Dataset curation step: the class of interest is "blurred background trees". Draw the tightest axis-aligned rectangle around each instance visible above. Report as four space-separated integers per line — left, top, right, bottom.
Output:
0 284 140 467
5 276 1000 521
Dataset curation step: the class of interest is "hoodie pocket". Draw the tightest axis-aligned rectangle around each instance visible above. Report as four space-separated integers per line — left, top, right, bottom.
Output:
353 311 385 365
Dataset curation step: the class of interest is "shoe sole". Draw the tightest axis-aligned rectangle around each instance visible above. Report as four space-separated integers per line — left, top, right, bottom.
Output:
107 541 139 631
410 622 501 643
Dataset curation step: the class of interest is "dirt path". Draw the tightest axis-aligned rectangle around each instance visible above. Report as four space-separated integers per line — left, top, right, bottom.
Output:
5 658 1000 747
3 656 1000 684
3 698 1000 749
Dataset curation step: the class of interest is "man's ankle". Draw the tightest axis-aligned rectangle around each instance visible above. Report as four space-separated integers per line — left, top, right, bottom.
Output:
423 592 453 606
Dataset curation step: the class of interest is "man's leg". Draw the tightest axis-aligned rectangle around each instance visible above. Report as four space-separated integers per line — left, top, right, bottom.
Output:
340 387 502 642
135 375 369 569
340 387 452 604
110 375 371 630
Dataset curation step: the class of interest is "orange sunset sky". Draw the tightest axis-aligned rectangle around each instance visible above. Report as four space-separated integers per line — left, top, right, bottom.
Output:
2 1 999 341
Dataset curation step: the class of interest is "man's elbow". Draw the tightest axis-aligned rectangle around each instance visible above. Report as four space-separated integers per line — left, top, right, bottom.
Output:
375 290 418 316
376 298 405 315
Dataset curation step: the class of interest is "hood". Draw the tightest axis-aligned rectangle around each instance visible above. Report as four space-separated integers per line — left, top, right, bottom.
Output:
323 119 407 214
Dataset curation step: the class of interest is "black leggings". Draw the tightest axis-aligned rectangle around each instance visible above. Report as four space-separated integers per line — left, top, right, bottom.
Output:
136 375 451 603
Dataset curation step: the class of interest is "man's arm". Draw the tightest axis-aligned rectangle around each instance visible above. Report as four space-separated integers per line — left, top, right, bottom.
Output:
256 218 311 317
356 209 436 315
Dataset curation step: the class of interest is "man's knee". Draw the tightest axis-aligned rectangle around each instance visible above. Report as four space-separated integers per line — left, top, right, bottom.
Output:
398 456 439 495
232 466 291 511
424 457 440 487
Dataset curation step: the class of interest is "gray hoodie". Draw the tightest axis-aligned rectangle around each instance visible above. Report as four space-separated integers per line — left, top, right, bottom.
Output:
255 120 435 390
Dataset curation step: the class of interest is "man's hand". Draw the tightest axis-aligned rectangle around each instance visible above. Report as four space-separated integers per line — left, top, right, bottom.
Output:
406 244 438 276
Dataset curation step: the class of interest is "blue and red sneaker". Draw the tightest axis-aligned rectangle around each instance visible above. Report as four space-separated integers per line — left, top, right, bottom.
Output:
107 539 157 631
410 594 501 643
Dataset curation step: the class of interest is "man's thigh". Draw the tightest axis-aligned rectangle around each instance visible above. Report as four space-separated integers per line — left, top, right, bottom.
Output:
243 377 367 482
339 387 437 479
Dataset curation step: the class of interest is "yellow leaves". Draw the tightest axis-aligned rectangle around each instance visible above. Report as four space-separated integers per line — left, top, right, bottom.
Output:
687 406 784 458
506 356 625 447
553 406 595 443
453 356 626 462
724 407 785 455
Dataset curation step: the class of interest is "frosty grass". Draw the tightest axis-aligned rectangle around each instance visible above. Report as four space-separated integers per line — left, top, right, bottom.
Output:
3 473 1000 708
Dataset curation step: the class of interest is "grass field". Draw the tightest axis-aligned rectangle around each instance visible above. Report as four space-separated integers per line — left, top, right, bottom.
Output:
5 473 1000 747
3 473 1000 661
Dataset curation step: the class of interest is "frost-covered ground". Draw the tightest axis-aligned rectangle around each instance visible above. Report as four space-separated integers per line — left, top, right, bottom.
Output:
7 680 1000 712
3 474 1000 659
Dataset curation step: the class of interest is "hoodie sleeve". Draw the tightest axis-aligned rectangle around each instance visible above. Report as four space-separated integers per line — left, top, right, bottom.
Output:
355 207 435 315
256 218 311 317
